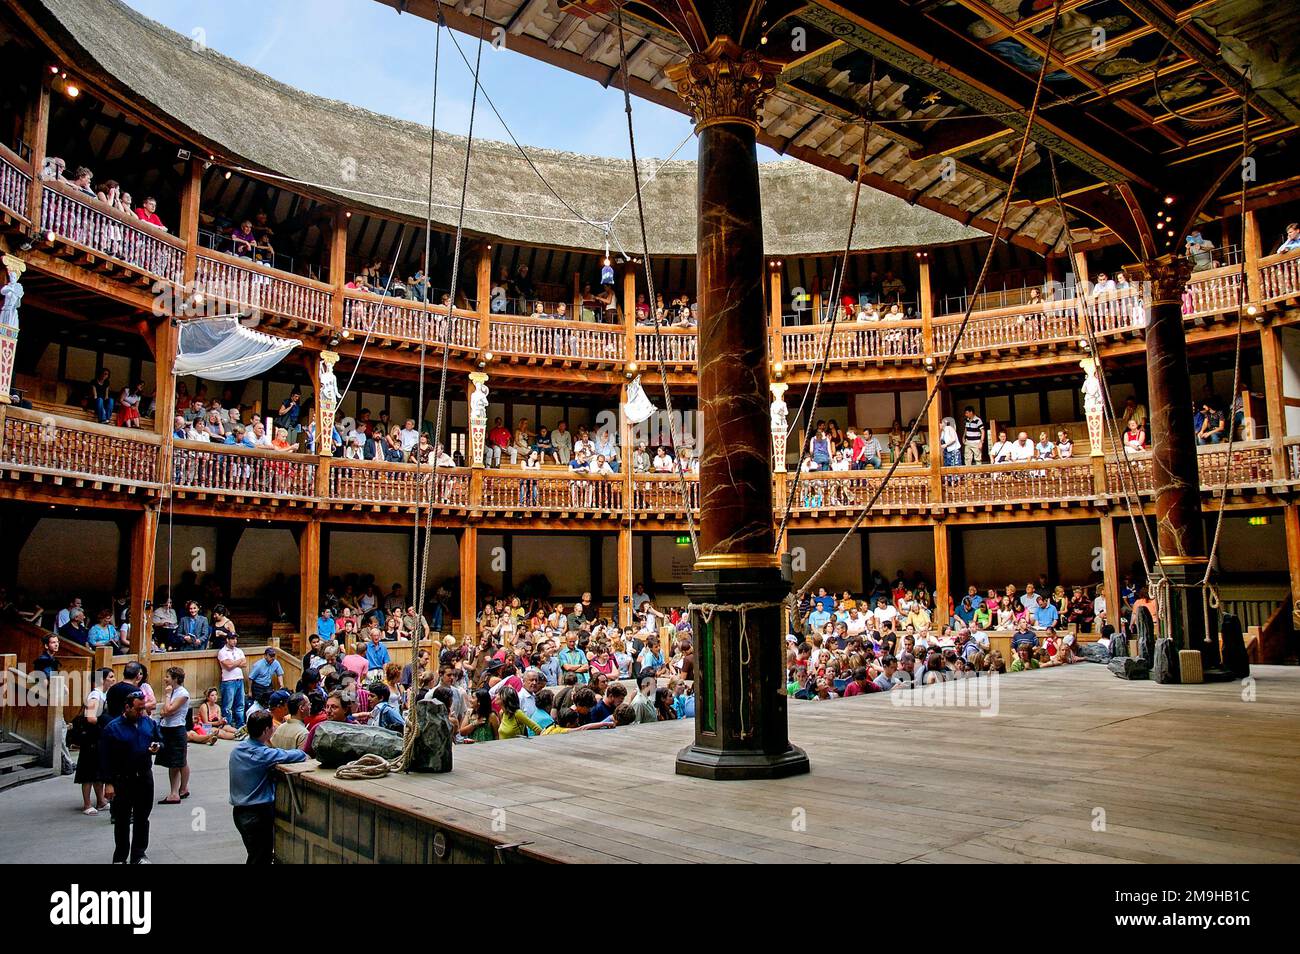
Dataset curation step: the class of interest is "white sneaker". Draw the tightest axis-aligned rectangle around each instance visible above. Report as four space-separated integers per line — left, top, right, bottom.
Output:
133 856 151 864
82 807 98 815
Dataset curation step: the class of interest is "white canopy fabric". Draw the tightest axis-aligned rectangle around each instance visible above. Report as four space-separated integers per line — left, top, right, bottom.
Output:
623 375 657 425
174 317 300 381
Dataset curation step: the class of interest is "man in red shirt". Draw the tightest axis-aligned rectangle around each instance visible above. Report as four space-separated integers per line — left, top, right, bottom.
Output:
841 667 880 697
134 196 166 230
487 417 511 467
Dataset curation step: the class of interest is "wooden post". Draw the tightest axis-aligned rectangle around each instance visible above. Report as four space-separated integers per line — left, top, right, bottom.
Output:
622 261 638 367
1072 248 1089 296
926 372 944 506
459 527 478 641
918 253 934 356
23 71 49 233
329 207 348 330
476 241 492 316
298 519 322 651
129 506 159 666
1284 505 1300 610
617 527 634 629
572 270 581 320
769 261 784 367
619 381 634 518
1244 209 1263 304
1099 513 1121 631
933 520 950 623
178 157 202 287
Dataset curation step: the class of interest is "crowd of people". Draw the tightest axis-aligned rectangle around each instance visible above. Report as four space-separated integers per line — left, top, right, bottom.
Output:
785 568 1138 699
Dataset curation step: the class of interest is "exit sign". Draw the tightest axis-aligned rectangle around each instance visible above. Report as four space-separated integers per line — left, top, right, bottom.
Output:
675 535 692 546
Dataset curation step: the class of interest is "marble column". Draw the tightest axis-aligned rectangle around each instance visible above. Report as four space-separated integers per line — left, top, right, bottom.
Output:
667 38 808 780
1140 255 1216 666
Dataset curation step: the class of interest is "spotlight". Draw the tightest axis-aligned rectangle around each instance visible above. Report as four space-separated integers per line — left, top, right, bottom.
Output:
65 85 80 99
341 328 353 340
483 351 493 363
224 170 232 180
177 148 191 161
49 64 59 74
1164 195 1175 205
1078 338 1091 351
1246 303 1259 317
773 362 784 379
345 211 352 218
45 230 55 243
328 334 340 347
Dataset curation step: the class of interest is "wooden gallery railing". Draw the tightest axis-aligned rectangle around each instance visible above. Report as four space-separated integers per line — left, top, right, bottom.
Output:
488 314 624 364
0 144 32 221
41 181 185 283
0 407 158 485
342 292 480 351
195 249 332 327
4 413 1300 518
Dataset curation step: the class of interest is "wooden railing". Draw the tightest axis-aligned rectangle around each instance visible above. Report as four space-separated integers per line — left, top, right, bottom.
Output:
342 292 479 350
0 406 158 484
1184 265 1244 318
481 471 624 512
195 249 332 326
779 469 931 510
0 145 31 220
635 328 698 364
1106 439 1277 495
632 474 700 513
330 460 469 507
488 315 623 362
171 440 318 499
1260 251 1300 305
40 181 185 283
1287 437 1300 482
941 457 1095 505
783 320 924 363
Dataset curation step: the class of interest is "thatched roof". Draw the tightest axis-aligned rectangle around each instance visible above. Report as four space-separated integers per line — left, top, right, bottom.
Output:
27 0 987 257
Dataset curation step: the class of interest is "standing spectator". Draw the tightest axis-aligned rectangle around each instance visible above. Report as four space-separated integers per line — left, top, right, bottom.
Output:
99 691 162 864
248 647 284 706
156 666 191 805
33 633 61 674
75 668 114 815
90 368 115 424
939 417 961 467
228 709 308 863
217 633 248 729
962 407 985 465
175 600 211 650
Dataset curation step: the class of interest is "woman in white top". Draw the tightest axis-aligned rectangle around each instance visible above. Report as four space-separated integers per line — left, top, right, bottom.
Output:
939 417 961 467
652 448 674 472
157 666 191 804
1056 430 1073 458
990 431 1012 463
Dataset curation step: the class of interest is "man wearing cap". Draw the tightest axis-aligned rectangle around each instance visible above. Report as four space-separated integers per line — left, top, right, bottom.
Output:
265 689 292 729
248 647 284 707
229 709 309 863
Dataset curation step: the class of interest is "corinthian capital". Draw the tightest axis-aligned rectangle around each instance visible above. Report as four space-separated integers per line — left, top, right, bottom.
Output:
1136 255 1192 306
665 37 780 132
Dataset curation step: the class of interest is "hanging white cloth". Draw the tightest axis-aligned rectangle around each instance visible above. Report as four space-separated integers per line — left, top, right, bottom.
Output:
173 317 300 381
623 374 656 425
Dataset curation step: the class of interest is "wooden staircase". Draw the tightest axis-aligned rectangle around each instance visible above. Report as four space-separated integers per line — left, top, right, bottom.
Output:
0 733 57 792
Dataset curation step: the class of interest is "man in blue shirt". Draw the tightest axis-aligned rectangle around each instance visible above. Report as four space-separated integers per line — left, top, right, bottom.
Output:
807 606 832 633
364 630 391 670
99 692 163 864
813 588 835 615
1033 596 1060 629
248 647 284 707
317 608 337 641
228 708 308 863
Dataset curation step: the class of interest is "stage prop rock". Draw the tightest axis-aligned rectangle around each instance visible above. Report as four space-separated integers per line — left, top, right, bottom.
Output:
311 722 403 768
1108 657 1149 680
1134 605 1156 669
1219 613 1250 679
1153 637 1180 684
410 697 453 773
1079 642 1111 664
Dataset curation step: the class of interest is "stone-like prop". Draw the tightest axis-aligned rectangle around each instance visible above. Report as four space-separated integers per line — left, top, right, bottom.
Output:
770 382 788 473
1219 613 1250 680
1080 356 1104 456
409 696 453 773
468 372 489 469
311 721 403 768
1153 637 1180 684
1133 604 1156 669
1108 656 1149 680
317 351 341 456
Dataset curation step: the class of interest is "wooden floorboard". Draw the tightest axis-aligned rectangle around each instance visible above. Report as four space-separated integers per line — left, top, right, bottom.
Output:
295 664 1300 863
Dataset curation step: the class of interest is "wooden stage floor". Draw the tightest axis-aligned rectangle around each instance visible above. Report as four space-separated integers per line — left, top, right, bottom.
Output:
284 665 1300 863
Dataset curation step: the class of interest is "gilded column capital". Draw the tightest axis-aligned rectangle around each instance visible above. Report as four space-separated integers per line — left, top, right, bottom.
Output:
1134 255 1192 307
665 37 780 132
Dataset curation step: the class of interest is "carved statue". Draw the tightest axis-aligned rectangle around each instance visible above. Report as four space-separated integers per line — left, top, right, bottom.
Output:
1080 356 1104 456
770 382 790 473
468 371 489 468
317 351 341 456
0 255 27 404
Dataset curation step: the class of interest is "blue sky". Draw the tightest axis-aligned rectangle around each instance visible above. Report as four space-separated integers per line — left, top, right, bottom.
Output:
121 0 771 164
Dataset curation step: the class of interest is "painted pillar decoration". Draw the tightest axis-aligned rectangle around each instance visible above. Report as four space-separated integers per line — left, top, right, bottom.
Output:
0 254 26 404
1080 356 1104 456
770 382 789 472
666 37 808 780
468 372 489 469
317 351 341 456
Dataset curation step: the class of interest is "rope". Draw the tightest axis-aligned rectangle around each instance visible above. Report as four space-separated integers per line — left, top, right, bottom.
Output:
792 1 1066 607
614 0 698 559
775 59 878 551
335 752 402 779
1199 71 1253 588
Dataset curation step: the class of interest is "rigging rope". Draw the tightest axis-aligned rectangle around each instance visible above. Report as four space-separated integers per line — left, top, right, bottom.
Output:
775 59 878 552
614 0 698 560
790 0 1066 606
